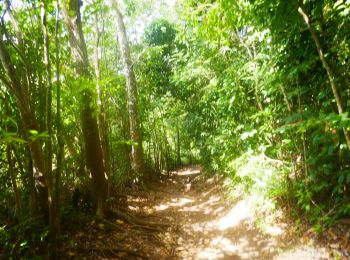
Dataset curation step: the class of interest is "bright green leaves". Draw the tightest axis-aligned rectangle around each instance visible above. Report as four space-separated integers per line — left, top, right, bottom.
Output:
144 19 176 55
173 0 350 229
28 130 49 142
0 131 27 144
334 0 350 17
0 129 49 144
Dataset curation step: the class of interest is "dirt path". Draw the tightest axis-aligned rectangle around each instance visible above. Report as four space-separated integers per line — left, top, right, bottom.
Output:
147 165 278 259
139 167 327 259
62 165 333 259
138 166 330 259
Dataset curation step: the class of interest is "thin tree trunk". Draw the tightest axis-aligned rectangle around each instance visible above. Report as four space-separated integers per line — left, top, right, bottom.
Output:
297 81 308 178
164 129 170 173
3 0 23 48
298 5 350 152
4 0 33 102
2 1 48 219
55 4 63 239
40 1 58 255
7 145 24 236
113 2 145 178
0 33 49 220
176 126 181 166
6 145 24 256
61 0 107 218
94 12 111 195
3 96 24 235
27 150 38 220
252 47 263 112
235 28 263 111
280 84 292 113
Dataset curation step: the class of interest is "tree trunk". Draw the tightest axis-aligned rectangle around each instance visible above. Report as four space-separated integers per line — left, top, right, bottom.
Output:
0 33 49 220
55 4 63 239
298 5 350 153
61 0 107 218
27 150 38 220
94 12 111 195
7 145 24 236
113 3 145 178
40 1 58 255
176 126 181 166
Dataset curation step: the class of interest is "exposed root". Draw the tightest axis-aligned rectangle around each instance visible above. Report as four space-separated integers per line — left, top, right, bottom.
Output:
103 219 127 232
133 218 171 228
149 187 174 195
89 246 148 259
131 224 163 232
108 208 171 229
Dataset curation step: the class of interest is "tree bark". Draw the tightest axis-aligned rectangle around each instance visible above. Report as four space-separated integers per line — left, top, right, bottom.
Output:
94 12 111 195
113 3 145 178
0 31 49 220
176 125 181 166
54 3 63 238
61 0 107 218
298 5 350 153
7 145 24 236
40 1 58 255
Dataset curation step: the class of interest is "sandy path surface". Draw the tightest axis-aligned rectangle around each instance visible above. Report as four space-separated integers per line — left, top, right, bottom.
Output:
142 166 330 259
62 165 331 259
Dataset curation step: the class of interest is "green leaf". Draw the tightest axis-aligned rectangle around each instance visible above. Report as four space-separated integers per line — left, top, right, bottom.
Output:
29 130 38 135
338 174 345 184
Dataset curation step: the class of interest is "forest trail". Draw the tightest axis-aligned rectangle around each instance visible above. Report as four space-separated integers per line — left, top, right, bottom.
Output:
63 166 331 259
143 165 281 259
133 166 330 259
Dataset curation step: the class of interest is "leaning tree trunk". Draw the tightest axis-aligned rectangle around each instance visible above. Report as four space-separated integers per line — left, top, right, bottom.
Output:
61 0 107 218
2 0 48 219
298 5 350 153
0 36 49 220
113 3 145 178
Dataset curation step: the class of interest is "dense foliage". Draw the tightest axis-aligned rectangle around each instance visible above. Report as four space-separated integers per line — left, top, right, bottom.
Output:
173 0 350 227
0 0 349 257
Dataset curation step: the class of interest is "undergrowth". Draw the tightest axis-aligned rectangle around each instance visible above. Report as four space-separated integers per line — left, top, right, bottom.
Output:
227 152 290 222
225 151 350 233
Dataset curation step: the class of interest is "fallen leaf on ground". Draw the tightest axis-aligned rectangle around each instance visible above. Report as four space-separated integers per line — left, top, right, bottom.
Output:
116 219 124 225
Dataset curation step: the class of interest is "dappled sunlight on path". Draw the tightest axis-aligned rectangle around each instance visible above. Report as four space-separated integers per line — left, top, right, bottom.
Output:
61 165 331 259
148 166 283 259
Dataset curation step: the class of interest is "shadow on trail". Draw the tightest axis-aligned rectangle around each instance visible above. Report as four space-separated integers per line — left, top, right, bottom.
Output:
60 165 330 259
147 165 283 259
